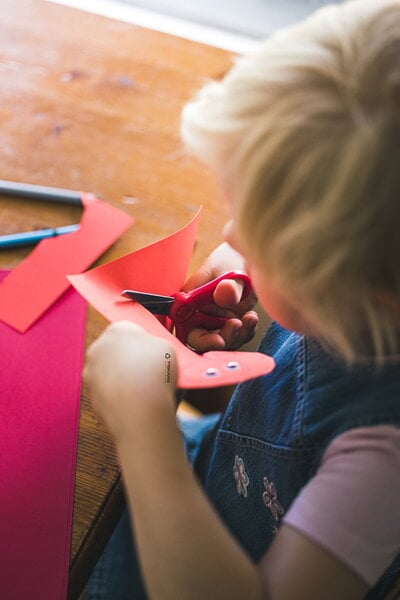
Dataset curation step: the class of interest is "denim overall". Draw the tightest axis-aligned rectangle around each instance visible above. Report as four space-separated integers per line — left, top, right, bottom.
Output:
195 322 400 598
88 322 400 599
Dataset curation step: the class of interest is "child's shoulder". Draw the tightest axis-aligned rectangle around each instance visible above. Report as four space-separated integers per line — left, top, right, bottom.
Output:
301 336 400 448
260 322 400 446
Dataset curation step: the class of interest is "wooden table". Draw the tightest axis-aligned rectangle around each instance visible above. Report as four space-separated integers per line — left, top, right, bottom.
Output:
0 2 234 596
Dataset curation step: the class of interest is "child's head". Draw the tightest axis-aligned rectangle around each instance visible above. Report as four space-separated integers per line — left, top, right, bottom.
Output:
181 0 400 362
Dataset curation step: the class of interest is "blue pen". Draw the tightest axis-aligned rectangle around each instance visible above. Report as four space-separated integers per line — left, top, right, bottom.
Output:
0 224 80 248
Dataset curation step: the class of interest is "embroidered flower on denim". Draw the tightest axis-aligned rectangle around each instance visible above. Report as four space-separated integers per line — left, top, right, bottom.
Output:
262 476 284 521
233 455 250 497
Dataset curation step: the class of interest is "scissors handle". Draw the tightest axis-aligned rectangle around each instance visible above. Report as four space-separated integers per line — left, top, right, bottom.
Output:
170 271 252 343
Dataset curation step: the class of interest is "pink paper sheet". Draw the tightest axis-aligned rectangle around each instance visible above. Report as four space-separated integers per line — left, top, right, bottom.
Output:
0 194 132 333
69 209 274 388
0 271 86 600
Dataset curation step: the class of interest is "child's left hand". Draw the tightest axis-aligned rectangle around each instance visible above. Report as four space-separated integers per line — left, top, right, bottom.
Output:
84 321 177 439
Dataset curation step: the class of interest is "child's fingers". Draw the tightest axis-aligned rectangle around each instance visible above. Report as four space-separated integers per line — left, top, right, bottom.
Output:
186 328 226 353
213 278 244 309
220 313 258 349
214 278 257 314
185 274 255 314
186 311 258 352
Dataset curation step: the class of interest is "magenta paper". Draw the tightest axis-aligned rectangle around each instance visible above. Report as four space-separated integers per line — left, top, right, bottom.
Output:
0 271 86 600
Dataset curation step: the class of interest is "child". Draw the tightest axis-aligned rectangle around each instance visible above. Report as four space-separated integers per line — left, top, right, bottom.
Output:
84 1 400 598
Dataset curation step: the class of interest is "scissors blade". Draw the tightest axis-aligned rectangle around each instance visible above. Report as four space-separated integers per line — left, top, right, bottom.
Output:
121 290 175 315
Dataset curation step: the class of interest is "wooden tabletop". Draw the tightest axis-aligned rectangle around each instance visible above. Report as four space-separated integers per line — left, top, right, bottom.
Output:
0 2 234 597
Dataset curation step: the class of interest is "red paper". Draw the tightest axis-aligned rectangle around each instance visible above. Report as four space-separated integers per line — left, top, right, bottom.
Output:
0 194 132 333
0 271 86 600
69 209 274 388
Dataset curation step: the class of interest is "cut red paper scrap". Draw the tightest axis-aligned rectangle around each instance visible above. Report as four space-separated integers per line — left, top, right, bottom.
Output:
0 270 86 600
0 193 133 333
68 208 274 388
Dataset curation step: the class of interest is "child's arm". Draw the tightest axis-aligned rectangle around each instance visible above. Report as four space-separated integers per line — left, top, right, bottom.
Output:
183 242 259 352
84 322 369 600
84 321 263 599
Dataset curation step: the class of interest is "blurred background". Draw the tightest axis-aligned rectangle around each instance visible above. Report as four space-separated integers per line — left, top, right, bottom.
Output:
50 0 338 50
115 0 336 38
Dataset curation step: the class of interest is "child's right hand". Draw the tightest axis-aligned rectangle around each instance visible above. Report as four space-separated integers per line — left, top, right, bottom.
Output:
182 243 258 353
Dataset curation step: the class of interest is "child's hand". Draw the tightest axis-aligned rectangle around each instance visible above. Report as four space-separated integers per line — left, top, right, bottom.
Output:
183 243 258 353
84 321 177 439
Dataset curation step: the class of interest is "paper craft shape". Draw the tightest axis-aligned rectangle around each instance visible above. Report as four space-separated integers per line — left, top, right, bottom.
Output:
0 270 86 600
69 209 274 388
0 193 133 332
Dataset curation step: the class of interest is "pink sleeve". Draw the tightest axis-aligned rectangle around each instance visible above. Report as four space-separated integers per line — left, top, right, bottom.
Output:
283 425 400 585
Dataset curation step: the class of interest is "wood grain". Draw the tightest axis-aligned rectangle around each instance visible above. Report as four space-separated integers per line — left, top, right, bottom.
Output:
1 4 400 600
0 2 234 597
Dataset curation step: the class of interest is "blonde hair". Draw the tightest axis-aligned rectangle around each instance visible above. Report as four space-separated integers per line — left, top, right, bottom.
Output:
181 0 400 362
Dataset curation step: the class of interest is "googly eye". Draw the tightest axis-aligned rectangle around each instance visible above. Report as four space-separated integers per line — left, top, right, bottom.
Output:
224 361 240 371
203 367 220 378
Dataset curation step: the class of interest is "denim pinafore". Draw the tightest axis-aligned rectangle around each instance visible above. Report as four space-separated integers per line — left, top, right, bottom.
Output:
195 322 400 598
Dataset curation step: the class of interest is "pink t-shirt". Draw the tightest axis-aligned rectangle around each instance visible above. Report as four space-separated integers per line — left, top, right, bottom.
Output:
283 425 400 586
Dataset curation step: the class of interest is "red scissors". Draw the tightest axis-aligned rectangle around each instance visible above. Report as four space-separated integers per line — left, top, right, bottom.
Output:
121 270 252 344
